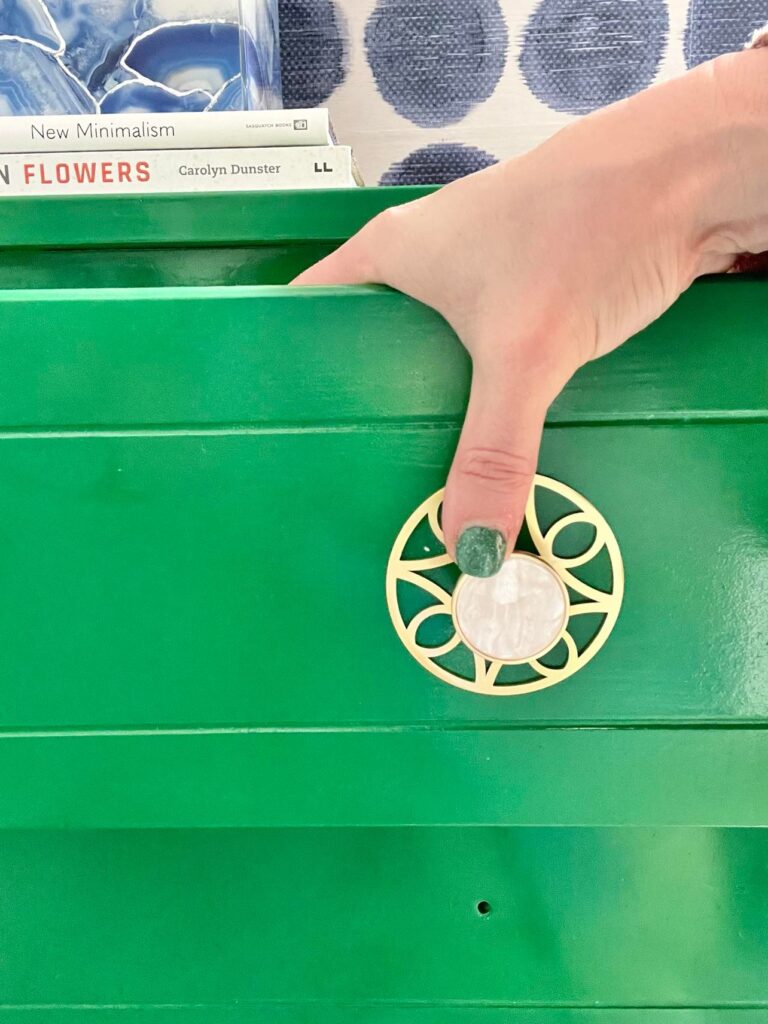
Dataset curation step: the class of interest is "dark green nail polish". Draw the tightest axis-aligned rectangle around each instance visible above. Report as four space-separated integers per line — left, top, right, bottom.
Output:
456 526 506 578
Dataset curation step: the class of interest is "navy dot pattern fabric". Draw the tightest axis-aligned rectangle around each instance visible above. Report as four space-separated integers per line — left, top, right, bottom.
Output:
365 0 508 129
519 0 669 115
381 143 498 184
278 0 348 108
684 0 768 67
276 0 757 185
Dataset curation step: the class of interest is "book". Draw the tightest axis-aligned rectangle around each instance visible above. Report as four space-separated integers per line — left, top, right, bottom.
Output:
0 146 360 197
0 109 334 155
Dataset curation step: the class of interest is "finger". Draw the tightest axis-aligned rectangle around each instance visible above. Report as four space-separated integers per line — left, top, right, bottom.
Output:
291 234 373 286
291 208 399 287
443 358 550 578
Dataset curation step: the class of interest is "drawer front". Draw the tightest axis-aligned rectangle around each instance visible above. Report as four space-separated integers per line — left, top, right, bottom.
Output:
0 281 764 827
0 828 764 1009
0 422 764 731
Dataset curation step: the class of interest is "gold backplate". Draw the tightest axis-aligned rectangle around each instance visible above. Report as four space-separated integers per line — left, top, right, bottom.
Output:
385 475 624 696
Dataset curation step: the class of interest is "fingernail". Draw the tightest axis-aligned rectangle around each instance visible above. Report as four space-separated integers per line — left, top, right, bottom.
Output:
456 526 506 578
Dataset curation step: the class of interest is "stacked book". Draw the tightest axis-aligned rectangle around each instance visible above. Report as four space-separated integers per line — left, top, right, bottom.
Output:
0 110 361 197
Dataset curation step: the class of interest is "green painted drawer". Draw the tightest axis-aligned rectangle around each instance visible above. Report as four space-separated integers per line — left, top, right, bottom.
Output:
0 190 764 1016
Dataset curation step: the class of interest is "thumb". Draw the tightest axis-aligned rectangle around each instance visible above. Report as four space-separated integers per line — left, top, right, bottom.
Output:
292 213 392 287
443 359 550 578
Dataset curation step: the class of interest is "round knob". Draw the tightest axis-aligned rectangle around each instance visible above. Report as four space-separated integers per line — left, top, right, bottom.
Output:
386 475 624 697
453 552 569 664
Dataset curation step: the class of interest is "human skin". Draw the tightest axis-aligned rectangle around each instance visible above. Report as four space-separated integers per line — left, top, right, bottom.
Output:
293 46 768 577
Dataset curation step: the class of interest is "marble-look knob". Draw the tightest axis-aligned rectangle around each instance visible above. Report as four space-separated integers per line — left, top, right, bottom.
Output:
453 553 568 663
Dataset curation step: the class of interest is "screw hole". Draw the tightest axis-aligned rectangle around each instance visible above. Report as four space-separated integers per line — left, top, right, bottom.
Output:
476 900 491 916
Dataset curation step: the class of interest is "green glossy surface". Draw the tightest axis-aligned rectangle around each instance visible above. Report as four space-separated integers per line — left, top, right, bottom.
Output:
0 730 764 828
0 189 765 1014
0 829 763 1007
0 424 765 732
0 188 432 249
1 1015 763 1023
0 243 335 289
0 279 765 429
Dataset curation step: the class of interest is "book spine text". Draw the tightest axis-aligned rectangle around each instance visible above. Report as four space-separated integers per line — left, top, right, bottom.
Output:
0 110 331 154
0 147 356 196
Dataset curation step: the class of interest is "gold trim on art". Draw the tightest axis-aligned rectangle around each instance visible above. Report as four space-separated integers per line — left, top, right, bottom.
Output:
385 475 624 696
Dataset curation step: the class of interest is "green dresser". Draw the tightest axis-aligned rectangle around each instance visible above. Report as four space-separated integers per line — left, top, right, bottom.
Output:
0 189 765 1020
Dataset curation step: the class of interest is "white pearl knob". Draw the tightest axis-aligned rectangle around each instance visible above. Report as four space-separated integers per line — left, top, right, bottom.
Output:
454 553 568 663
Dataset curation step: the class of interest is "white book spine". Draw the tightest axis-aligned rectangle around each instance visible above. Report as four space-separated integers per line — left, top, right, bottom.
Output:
0 110 332 154
0 146 358 197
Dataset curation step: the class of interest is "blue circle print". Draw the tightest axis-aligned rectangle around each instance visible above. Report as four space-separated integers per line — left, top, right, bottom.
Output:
278 0 348 107
520 0 669 115
365 0 508 129
381 143 498 186
685 1 768 67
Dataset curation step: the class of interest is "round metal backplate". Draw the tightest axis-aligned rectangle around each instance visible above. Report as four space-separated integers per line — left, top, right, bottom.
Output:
385 475 624 696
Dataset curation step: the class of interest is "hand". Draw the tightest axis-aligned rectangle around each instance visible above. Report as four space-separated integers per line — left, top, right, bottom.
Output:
293 48 768 577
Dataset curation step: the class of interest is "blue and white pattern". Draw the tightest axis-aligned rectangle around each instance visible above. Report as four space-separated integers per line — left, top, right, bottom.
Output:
288 0 754 184
380 142 498 185
278 0 346 108
0 0 762 184
684 1 768 66
365 0 508 129
0 0 280 116
519 0 669 115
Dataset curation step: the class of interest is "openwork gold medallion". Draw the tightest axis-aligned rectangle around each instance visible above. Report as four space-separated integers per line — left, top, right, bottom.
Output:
386 476 623 696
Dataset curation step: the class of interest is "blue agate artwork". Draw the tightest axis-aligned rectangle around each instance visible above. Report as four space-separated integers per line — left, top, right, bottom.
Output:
0 0 281 116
